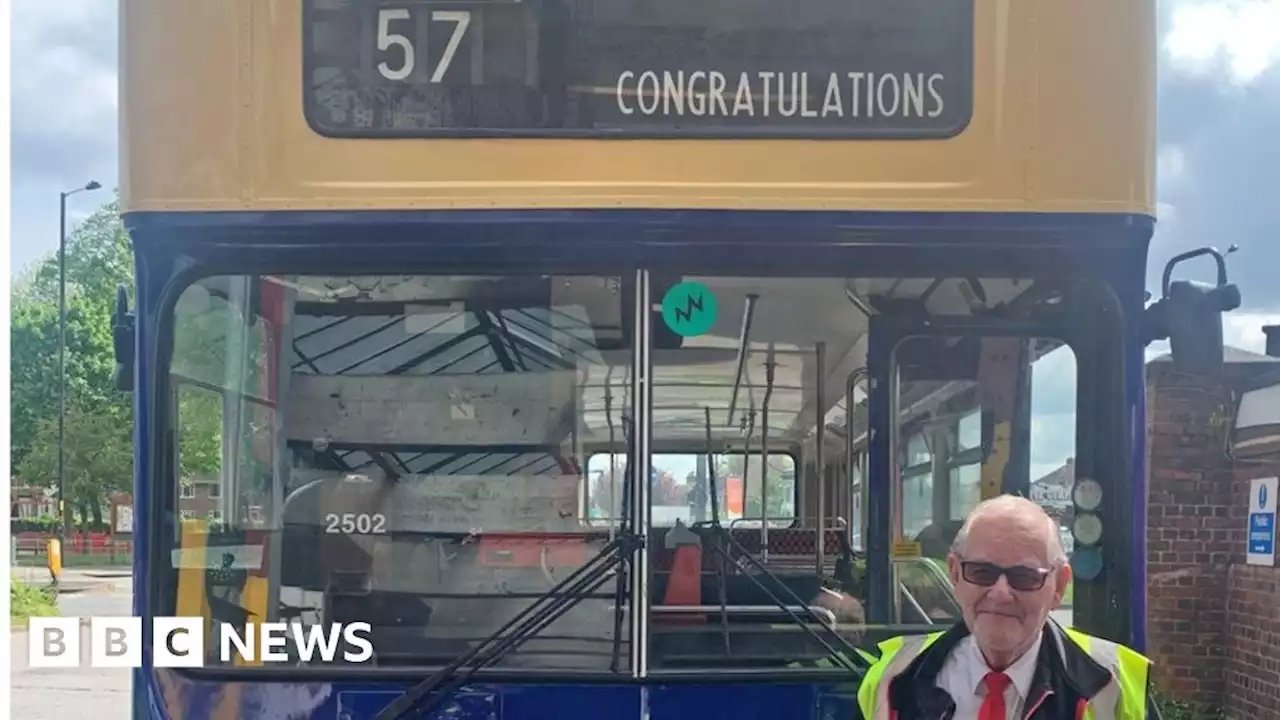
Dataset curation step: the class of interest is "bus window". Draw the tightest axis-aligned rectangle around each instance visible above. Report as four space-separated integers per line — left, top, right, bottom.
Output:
164 273 635 671
583 452 797 529
638 275 870 674
169 279 278 538
890 336 1078 627
849 454 864 550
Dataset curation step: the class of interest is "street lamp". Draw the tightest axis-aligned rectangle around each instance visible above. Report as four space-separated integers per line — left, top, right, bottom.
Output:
58 180 102 542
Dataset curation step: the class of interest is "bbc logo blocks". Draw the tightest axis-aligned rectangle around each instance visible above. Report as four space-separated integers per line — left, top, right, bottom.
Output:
28 617 201 668
27 617 374 667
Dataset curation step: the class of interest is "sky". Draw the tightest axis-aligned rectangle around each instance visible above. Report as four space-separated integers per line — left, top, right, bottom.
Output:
6 3 1280 331
9 0 1278 489
10 0 1280 347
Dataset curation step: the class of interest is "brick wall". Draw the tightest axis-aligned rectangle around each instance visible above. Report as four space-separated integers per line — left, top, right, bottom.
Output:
1225 563 1280 716
1145 365 1235 706
1224 459 1280 718
1146 357 1280 717
178 482 221 520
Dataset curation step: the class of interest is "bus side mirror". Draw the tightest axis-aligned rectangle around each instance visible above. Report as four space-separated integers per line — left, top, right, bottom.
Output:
1143 245 1241 375
112 284 136 392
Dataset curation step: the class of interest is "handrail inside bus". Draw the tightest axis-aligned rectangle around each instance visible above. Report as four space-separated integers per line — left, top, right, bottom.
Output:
617 604 838 626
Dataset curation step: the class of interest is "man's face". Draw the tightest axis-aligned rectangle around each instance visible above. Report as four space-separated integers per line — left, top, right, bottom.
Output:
947 514 1071 657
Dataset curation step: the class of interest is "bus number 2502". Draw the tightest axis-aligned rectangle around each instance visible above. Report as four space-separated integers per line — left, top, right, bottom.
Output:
324 513 388 535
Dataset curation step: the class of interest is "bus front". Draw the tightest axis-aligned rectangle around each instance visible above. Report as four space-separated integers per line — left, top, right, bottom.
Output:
117 0 1237 717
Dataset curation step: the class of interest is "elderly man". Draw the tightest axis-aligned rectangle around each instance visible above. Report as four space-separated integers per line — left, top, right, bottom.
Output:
853 495 1161 719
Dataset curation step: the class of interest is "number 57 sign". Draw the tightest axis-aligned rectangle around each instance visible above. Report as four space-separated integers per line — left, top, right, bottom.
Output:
376 8 472 83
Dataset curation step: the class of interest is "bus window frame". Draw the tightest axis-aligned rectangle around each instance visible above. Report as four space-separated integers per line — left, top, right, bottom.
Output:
884 325 1082 631
140 253 1132 679
864 295 1130 639
896 413 986 534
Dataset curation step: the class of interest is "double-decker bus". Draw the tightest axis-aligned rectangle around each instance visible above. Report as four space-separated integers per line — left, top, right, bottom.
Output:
115 0 1241 717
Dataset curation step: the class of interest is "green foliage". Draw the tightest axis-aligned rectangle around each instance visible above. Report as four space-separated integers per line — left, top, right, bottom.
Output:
1151 689 1225 720
10 287 125 471
10 576 58 626
9 195 237 530
177 389 224 480
18 406 134 516
22 199 134 306
719 453 796 518
10 197 137 526
170 289 251 480
10 515 62 534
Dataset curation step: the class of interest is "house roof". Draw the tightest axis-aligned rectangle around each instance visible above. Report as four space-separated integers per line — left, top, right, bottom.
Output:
1147 345 1280 365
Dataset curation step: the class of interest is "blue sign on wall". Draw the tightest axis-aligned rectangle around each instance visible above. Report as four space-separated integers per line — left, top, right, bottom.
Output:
1250 513 1275 555
1248 478 1278 565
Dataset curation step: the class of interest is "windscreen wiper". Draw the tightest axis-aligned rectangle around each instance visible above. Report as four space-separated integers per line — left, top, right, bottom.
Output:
374 531 643 720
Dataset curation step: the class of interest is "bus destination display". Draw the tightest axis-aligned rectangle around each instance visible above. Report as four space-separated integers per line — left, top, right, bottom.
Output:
302 0 973 138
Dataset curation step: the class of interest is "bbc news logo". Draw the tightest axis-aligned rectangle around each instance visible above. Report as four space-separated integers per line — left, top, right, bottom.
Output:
27 617 374 667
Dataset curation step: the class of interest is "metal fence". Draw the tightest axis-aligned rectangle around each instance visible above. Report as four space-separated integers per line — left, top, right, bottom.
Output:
11 533 133 567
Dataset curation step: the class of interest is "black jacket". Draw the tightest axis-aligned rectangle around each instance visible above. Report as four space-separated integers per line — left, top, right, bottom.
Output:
854 619 1164 720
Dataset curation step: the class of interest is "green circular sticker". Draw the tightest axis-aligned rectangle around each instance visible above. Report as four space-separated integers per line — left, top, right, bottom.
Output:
661 281 717 337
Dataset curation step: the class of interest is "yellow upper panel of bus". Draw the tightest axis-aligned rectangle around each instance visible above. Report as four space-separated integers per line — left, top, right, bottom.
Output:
119 0 1155 216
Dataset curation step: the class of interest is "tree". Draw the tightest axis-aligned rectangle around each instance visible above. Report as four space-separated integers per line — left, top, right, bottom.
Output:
10 294 60 469
11 196 273 531
22 198 134 307
11 198 135 530
11 199 134 467
17 407 133 528
169 284 269 484
719 452 795 519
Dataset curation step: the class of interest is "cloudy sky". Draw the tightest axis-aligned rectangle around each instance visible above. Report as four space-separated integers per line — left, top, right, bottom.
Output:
8 0 1280 349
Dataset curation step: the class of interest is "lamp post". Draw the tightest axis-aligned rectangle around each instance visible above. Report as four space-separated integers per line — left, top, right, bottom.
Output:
58 180 102 543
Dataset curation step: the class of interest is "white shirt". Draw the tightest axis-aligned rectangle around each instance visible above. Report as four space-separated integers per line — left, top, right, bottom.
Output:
936 631 1043 720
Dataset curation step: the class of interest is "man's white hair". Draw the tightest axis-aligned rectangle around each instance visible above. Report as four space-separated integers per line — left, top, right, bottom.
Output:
950 494 1068 567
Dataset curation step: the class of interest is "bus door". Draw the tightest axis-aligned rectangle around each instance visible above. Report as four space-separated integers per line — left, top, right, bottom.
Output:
863 316 1081 640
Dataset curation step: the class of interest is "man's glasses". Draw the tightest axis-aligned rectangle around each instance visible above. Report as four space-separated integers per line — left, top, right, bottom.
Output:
959 560 1053 592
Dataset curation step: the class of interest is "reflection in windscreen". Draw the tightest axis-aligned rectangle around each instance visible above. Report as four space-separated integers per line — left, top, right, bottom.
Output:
889 336 1078 628
168 274 633 670
586 453 796 528
163 272 1086 673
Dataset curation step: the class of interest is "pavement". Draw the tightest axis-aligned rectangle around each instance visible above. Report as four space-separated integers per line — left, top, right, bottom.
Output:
11 568 133 720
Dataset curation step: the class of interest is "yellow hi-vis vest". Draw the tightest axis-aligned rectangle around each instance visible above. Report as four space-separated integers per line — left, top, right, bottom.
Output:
855 628 1152 720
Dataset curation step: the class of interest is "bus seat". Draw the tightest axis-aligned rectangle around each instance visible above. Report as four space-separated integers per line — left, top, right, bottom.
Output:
660 521 704 624
707 573 824 611
726 527 844 558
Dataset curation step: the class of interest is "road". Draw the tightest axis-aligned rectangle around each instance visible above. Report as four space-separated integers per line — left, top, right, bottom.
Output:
11 570 133 720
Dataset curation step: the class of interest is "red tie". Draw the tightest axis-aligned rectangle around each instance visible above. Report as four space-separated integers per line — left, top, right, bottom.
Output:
979 672 1012 720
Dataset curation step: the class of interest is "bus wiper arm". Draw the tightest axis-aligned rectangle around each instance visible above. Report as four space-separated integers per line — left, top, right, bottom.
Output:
374 532 643 720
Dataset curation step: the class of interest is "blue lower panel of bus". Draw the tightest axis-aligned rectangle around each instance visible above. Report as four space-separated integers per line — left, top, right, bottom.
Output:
140 671 859 719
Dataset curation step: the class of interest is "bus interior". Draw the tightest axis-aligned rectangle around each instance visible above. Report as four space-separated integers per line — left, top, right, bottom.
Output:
164 271 1087 673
